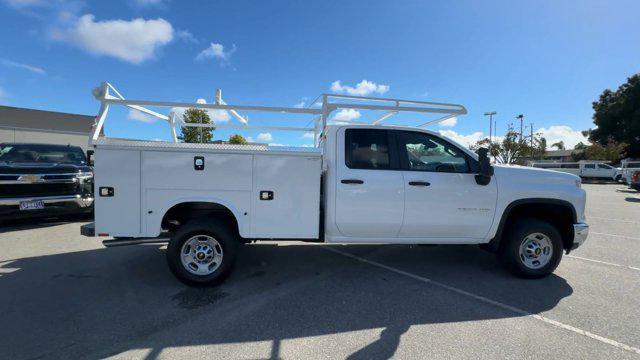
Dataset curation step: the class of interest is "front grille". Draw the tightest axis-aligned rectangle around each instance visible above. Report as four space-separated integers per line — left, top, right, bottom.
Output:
0 183 79 198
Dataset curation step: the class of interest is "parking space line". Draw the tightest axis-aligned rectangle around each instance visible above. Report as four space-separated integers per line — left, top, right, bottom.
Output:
566 255 640 272
591 232 640 241
324 246 640 355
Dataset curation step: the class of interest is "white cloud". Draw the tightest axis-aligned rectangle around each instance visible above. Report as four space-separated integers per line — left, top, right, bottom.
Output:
51 14 174 64
0 58 45 74
128 109 156 123
537 125 588 149
331 109 361 122
246 136 254 142
257 132 273 141
196 42 236 65
438 116 457 128
171 98 231 123
176 29 197 44
293 101 306 108
331 80 389 96
438 130 486 148
302 132 315 139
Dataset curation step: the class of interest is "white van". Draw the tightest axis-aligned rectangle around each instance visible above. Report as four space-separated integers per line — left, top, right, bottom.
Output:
531 161 621 181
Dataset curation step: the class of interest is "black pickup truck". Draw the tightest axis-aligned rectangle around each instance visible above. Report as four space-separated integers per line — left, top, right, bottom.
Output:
0 143 94 221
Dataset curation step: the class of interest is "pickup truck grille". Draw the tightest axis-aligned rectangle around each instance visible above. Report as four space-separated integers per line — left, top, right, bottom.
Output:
0 173 81 199
0 183 79 199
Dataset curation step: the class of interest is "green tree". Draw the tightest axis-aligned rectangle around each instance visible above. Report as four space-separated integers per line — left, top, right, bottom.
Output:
574 142 588 150
551 141 565 150
179 108 214 143
586 73 640 157
471 131 547 164
228 134 248 145
583 140 627 163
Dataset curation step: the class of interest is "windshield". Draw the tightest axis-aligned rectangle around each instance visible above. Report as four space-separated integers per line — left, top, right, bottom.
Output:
0 144 86 165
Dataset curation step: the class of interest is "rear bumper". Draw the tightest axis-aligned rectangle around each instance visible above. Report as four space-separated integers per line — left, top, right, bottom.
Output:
571 223 589 250
0 195 93 220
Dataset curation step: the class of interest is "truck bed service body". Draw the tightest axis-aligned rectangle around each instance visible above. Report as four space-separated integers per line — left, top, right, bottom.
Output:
82 83 589 286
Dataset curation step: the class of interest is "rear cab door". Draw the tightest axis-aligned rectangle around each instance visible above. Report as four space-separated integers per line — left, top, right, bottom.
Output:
333 127 405 239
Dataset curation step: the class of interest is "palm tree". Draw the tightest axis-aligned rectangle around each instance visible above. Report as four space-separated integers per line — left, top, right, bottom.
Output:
551 141 565 150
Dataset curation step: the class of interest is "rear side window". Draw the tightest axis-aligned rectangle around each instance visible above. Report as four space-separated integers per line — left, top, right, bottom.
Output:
584 164 595 169
345 129 391 170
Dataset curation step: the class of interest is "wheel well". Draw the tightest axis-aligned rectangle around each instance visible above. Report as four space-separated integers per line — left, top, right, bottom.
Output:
493 201 576 251
161 202 240 237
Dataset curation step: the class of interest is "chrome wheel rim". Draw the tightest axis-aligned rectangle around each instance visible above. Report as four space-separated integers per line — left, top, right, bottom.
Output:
180 235 223 276
518 232 553 269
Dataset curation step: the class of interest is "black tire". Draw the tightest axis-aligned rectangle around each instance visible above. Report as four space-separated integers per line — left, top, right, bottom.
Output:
166 218 239 286
498 218 563 279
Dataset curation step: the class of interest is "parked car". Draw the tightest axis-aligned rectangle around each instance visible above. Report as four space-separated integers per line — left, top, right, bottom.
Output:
82 83 589 286
530 161 622 181
630 171 640 191
621 159 640 184
0 143 94 221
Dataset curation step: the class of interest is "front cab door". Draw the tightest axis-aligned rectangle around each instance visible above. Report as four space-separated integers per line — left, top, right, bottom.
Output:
396 130 498 241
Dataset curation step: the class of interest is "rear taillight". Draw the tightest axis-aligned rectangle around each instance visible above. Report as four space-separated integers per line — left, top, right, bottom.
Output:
633 171 640 182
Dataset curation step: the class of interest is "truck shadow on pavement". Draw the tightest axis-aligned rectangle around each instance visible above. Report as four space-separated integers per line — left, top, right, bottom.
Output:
0 243 573 360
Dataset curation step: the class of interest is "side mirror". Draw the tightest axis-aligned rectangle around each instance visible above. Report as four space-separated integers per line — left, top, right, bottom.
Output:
86 150 94 166
475 148 494 185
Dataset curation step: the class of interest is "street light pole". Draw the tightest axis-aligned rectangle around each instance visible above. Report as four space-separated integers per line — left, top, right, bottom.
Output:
516 114 524 141
484 111 497 143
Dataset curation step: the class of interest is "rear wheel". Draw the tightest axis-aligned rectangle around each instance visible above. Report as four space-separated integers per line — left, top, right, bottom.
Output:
498 218 563 278
167 218 238 286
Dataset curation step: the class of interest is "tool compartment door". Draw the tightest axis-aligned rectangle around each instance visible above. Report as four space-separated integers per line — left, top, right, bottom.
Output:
252 154 321 239
94 148 141 237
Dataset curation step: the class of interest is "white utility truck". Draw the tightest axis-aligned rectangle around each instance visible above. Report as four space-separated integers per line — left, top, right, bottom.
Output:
81 83 589 286
530 161 622 181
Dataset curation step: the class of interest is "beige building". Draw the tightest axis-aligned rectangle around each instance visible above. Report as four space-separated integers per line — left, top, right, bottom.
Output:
0 105 97 150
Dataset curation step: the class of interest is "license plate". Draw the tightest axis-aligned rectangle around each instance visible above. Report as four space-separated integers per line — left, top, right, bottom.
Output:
19 200 45 211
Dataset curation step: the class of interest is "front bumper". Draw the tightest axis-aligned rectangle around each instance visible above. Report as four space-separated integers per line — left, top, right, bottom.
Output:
0 195 93 220
0 194 94 207
571 223 589 250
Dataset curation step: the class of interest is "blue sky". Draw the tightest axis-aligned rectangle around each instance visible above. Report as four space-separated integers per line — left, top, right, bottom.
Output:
0 0 639 148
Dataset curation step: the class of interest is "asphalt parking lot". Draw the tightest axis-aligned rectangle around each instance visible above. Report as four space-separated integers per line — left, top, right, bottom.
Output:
0 183 638 360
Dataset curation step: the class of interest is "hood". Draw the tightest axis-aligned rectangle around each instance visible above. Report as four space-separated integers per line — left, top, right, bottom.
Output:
493 164 580 183
0 162 92 174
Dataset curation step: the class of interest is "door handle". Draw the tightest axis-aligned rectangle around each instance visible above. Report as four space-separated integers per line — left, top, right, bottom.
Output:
408 181 430 186
341 179 364 184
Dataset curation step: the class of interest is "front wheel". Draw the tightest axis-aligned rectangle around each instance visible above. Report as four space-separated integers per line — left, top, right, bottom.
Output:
498 218 563 278
167 219 238 286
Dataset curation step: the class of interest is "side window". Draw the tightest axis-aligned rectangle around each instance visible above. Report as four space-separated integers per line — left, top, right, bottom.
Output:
399 131 470 173
597 164 612 169
584 164 595 169
345 129 391 170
